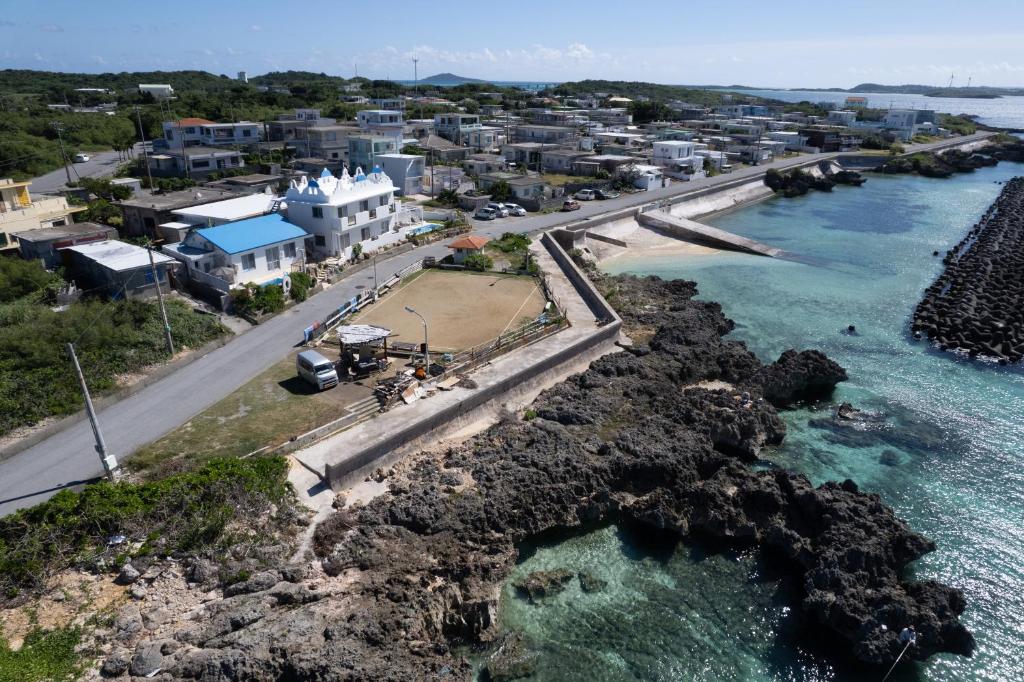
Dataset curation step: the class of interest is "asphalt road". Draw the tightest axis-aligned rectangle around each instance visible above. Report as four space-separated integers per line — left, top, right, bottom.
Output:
0 132 993 515
28 145 140 194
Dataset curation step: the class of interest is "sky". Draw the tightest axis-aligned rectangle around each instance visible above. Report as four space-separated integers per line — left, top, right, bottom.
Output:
3 0 1024 88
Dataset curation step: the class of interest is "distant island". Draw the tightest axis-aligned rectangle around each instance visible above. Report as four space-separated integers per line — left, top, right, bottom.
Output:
762 83 1024 99
417 72 488 86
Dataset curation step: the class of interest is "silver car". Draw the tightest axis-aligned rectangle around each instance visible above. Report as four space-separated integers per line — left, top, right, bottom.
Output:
486 202 510 217
503 202 527 216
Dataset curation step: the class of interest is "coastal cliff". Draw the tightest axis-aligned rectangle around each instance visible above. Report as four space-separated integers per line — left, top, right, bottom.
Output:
93 275 973 680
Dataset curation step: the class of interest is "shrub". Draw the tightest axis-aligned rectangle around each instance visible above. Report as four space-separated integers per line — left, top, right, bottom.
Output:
312 510 355 558
491 232 530 253
289 271 313 302
463 253 493 272
889 143 906 156
488 181 512 202
0 626 85 681
0 258 62 303
0 457 292 596
232 284 285 316
351 242 363 261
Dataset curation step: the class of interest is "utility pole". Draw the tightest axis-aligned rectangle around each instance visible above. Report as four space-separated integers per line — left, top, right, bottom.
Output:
51 121 72 186
413 57 423 122
147 244 175 356
66 343 118 480
135 107 155 190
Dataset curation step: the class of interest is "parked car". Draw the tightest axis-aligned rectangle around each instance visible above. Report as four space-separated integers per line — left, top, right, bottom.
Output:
486 202 510 218
296 350 339 391
574 189 597 201
594 189 620 200
73 153 91 163
562 199 581 212
474 207 498 220
503 202 527 216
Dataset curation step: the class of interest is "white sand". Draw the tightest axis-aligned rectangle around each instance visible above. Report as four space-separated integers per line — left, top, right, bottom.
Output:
586 219 720 264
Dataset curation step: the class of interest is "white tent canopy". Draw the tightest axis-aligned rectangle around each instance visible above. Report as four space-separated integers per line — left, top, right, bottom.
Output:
336 324 392 345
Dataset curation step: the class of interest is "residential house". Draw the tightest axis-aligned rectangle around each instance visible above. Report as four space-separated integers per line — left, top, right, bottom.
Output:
727 144 773 164
17 222 117 268
694 149 732 173
572 154 637 176
540 148 594 173
716 104 769 117
283 167 423 260
884 109 935 141
170 193 278 229
162 119 262 147
370 98 406 111
799 128 860 152
594 131 648 150
767 130 808 150
419 135 471 163
356 109 405 148
377 153 425 196
163 213 307 292
652 141 701 172
480 104 505 117
266 109 335 143
0 178 86 254
447 235 489 265
302 124 361 163
65 240 175 299
629 164 665 191
348 135 400 171
465 127 504 151
433 113 482 143
501 142 561 170
201 173 284 195
844 96 868 109
139 84 174 99
477 173 549 202
116 187 241 238
512 124 577 144
147 146 246 179
462 153 507 177
827 110 858 126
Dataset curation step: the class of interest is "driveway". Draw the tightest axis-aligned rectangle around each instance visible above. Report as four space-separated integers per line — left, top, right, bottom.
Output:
0 132 994 515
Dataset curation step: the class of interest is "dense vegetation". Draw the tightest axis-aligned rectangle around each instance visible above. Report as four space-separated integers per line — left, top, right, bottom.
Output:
0 259 227 435
0 626 85 682
545 79 746 106
0 456 292 596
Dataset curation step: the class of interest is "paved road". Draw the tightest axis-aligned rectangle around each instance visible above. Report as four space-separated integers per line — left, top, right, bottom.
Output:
0 131 994 515
29 145 139 194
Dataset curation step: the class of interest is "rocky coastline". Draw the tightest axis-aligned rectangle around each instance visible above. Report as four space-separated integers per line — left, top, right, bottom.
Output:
87 274 976 680
913 176 1024 363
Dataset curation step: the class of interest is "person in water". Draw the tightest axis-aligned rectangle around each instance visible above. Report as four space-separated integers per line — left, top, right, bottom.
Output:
899 626 917 646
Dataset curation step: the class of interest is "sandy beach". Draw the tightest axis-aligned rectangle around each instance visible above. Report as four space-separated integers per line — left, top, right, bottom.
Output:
585 218 720 265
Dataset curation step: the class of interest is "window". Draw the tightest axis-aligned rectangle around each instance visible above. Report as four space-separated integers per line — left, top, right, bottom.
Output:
192 159 210 169
241 253 256 270
312 206 323 219
265 247 280 271
283 242 296 258
361 227 370 241
340 233 351 249
337 205 347 218
166 130 174 140
348 215 356 226
314 235 326 247
242 129 252 137
359 200 369 212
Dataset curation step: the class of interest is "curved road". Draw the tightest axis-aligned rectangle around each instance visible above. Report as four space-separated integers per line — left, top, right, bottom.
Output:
28 145 141 194
0 132 993 515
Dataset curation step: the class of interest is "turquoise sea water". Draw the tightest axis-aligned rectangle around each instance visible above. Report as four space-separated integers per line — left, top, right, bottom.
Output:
498 164 1024 680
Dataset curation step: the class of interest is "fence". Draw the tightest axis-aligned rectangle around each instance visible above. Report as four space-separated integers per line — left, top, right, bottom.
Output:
302 258 426 344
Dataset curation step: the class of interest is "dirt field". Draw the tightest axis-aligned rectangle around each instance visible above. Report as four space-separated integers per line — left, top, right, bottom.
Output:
353 269 547 351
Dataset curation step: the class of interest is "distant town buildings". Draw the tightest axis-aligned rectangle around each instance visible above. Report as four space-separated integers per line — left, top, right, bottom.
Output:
139 83 174 99
0 178 85 255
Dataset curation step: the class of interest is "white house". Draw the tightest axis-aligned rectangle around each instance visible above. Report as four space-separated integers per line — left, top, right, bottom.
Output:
767 130 808 151
653 140 700 170
433 113 482 143
283 166 422 260
629 164 665 191
884 109 922 141
139 84 174 99
827 110 858 126
163 119 262 147
162 213 307 291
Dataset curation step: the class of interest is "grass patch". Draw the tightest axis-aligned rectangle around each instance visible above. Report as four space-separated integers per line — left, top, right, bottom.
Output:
0 626 84 682
129 358 358 475
0 457 292 598
540 173 595 187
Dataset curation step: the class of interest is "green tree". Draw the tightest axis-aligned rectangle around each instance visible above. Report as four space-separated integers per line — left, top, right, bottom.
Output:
463 252 493 271
436 188 459 207
489 180 512 202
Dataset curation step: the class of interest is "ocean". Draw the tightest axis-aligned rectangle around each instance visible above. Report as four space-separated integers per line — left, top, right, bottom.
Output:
497 163 1024 680
720 88 1024 130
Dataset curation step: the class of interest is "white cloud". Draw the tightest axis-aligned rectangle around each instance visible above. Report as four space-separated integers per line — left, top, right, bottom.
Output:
39 23 63 32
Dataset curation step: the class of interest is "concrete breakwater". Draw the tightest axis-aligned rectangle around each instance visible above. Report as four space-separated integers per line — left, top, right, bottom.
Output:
913 176 1024 363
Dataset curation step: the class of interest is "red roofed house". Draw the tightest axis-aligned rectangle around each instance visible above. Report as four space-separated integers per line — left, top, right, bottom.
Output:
447 234 490 264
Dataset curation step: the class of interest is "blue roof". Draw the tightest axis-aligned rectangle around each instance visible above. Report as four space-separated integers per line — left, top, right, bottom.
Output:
196 214 307 255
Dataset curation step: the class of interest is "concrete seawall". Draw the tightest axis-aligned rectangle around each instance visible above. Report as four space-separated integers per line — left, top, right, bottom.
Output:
638 210 782 257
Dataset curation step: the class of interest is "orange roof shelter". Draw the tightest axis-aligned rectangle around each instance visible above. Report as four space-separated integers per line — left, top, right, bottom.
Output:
446 234 490 264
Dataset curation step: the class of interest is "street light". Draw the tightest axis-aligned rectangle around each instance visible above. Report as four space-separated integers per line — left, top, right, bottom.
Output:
405 306 430 371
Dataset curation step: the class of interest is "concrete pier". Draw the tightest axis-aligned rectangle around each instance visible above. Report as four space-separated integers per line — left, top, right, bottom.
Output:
638 209 783 257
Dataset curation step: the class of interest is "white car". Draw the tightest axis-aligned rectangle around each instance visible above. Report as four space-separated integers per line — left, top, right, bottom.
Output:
575 189 597 201
503 203 527 216
73 153 91 163
486 202 510 218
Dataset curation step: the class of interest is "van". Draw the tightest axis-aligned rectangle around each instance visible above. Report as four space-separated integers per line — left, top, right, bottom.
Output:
574 189 597 201
296 350 339 390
